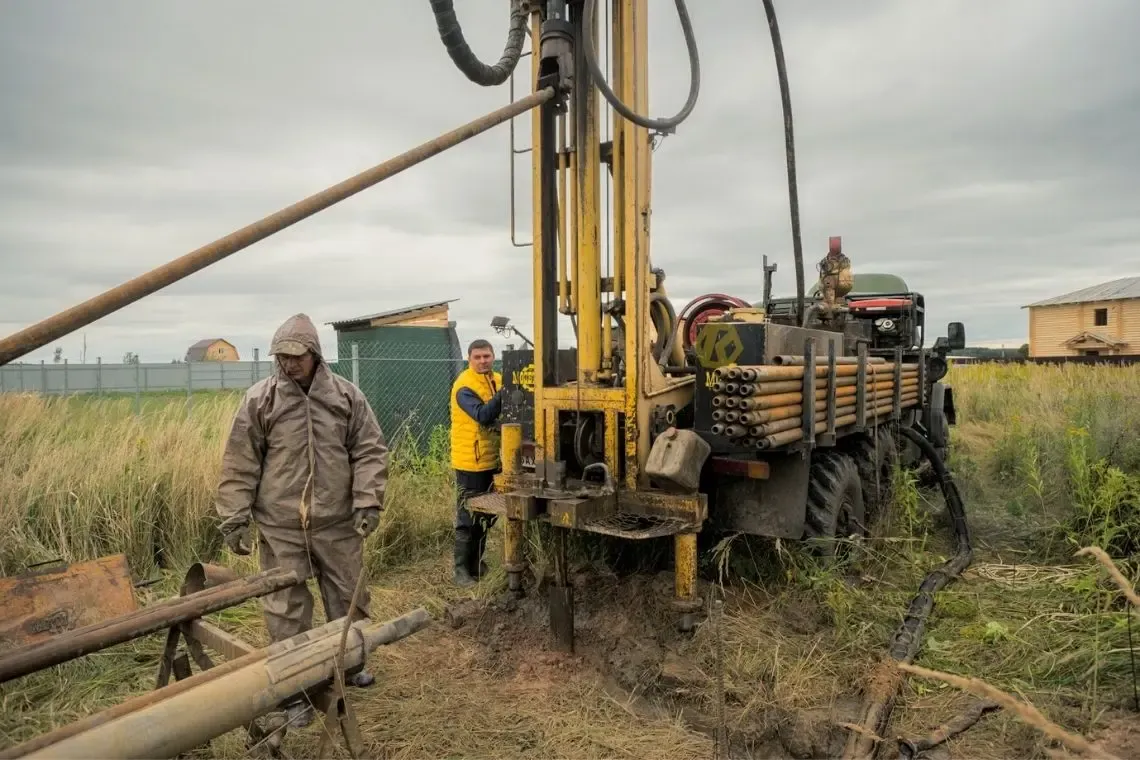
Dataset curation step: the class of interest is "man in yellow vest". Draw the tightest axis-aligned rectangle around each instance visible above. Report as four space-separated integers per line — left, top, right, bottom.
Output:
449 338 504 586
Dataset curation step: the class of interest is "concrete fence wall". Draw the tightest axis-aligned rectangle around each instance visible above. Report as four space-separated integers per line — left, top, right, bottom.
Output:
0 359 270 395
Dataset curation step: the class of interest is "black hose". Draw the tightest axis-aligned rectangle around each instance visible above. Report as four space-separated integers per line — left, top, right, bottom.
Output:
581 0 701 134
429 0 528 87
844 425 974 757
759 0 805 328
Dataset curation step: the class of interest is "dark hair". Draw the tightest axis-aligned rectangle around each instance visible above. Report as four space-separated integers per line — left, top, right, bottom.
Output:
467 339 494 356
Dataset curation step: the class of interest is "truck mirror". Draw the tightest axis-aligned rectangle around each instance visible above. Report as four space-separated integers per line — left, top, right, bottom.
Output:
947 322 966 350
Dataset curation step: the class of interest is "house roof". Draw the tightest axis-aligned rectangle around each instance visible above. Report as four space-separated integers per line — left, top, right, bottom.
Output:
185 338 233 361
327 300 457 330
1023 276 1140 308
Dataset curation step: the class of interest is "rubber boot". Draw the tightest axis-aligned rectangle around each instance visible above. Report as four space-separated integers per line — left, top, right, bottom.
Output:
468 523 490 579
454 533 477 587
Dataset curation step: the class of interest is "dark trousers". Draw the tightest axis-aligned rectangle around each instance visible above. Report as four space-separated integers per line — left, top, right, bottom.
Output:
454 469 498 570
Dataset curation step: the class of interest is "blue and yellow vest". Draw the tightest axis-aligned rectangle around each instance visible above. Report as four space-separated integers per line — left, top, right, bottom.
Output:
449 367 503 472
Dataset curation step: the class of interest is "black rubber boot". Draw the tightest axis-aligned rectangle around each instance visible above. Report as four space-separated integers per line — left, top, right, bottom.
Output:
468 523 490 579
454 534 477 587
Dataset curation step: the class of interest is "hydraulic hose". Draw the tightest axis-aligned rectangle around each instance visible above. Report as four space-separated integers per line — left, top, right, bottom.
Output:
581 0 701 134
429 0 528 86
841 425 974 759
760 0 805 328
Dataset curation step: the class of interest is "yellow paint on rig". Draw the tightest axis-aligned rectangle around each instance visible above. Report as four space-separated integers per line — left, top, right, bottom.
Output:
674 533 698 603
695 323 744 368
501 423 523 477
503 518 525 570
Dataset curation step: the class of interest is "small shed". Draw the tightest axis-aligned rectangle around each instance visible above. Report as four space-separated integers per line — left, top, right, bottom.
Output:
327 300 465 446
185 339 239 362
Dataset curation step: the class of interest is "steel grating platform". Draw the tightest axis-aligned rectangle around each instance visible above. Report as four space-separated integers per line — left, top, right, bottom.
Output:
579 512 693 540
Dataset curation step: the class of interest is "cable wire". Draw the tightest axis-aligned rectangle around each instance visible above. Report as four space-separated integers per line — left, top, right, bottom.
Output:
760 0 806 327
581 0 701 134
429 0 528 86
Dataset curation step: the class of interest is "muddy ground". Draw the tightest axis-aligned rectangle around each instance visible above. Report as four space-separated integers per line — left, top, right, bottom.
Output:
445 571 874 760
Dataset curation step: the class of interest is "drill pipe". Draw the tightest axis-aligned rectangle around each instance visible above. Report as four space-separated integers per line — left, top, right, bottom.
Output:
756 397 919 449
724 382 916 420
731 379 917 411
720 391 918 440
732 388 910 425
712 359 896 383
716 363 917 383
770 354 888 366
722 373 910 397
748 393 918 438
9 608 432 760
0 566 300 685
730 376 916 403
0 90 555 366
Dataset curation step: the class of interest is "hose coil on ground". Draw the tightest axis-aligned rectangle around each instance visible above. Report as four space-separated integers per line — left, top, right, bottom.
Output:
429 0 529 86
581 0 701 134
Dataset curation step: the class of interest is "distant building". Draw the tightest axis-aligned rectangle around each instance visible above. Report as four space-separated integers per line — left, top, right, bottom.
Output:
1023 276 1140 358
326 300 464 444
185 338 240 362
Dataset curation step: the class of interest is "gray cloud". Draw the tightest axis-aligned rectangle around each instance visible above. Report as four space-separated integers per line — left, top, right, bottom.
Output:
2 0 1138 366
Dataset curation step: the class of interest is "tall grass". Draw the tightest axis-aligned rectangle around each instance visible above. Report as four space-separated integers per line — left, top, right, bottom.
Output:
948 362 1140 558
2 362 1138 577
0 391 455 579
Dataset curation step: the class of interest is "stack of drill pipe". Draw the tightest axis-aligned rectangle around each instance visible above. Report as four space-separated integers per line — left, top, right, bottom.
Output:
709 361 919 450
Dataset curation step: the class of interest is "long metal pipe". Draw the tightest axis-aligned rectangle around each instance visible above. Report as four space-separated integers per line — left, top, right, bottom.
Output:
0 567 299 685
10 608 432 759
0 90 554 366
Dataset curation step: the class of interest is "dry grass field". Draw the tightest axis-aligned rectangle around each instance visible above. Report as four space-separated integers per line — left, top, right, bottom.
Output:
2 362 1139 758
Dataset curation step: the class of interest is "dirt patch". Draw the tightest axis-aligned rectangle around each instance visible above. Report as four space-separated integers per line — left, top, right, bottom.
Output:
443 568 859 759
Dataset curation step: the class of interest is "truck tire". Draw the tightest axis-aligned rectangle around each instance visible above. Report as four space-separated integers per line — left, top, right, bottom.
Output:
849 427 899 527
803 450 865 560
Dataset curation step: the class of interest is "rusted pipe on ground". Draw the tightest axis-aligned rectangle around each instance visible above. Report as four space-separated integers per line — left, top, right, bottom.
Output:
0 567 299 685
8 608 432 760
0 89 555 366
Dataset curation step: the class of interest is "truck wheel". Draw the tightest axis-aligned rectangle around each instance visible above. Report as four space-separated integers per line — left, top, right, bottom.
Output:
850 428 899 527
803 451 866 561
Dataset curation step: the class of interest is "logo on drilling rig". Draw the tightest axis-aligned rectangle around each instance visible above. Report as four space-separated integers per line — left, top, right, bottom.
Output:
695 324 743 368
512 363 536 393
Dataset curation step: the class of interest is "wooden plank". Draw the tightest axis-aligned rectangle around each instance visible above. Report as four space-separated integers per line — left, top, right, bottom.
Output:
0 555 137 652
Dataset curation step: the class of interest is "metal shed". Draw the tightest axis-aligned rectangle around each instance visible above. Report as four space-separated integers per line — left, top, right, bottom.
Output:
327 300 465 448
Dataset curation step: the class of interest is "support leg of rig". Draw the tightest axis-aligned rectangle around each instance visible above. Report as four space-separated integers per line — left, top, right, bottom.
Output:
548 529 574 653
499 423 528 599
672 532 702 632
503 518 526 598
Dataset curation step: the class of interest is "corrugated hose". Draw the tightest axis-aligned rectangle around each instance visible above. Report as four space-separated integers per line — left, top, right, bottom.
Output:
429 0 529 86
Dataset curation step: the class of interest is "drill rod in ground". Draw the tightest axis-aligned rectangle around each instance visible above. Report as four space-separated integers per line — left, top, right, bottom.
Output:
8 607 432 759
0 89 554 366
0 567 300 685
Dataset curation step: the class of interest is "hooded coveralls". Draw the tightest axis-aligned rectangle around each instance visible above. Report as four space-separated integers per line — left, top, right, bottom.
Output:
214 314 389 642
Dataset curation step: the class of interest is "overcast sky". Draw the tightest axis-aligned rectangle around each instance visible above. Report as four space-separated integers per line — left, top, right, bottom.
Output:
2 0 1138 364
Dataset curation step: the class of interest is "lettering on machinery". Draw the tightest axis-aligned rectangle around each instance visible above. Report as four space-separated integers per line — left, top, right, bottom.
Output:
695 324 744 369
512 363 536 393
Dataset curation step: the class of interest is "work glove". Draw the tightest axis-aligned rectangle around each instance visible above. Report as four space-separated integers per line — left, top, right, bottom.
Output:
223 525 251 556
354 507 381 538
